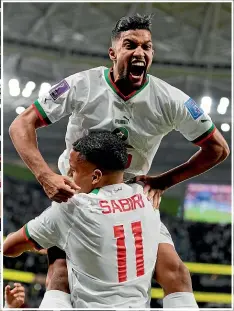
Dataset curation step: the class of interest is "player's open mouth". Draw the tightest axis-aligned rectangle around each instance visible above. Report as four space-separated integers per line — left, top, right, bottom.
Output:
129 61 145 80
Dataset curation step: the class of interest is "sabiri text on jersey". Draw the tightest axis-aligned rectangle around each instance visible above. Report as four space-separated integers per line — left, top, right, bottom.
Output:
99 194 145 214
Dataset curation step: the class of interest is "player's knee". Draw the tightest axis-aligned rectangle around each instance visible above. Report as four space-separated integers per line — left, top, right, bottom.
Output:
46 259 69 293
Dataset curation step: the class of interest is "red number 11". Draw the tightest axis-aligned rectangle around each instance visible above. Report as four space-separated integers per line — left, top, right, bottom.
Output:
113 221 145 283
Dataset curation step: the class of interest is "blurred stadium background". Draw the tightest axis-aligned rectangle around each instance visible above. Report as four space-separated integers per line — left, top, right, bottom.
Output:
3 2 232 309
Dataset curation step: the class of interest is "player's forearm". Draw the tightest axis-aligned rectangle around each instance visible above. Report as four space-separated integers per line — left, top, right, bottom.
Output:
154 144 229 190
3 233 34 257
9 115 53 180
3 243 27 257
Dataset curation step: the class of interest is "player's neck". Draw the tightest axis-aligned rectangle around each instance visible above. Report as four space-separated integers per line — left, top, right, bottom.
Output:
94 172 124 189
111 68 138 96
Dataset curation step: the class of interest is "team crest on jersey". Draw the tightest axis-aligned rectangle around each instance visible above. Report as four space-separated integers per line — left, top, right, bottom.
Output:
184 98 203 120
112 127 128 141
49 80 70 100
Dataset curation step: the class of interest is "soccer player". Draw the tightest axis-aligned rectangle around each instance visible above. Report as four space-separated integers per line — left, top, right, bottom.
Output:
4 131 161 308
9 14 229 308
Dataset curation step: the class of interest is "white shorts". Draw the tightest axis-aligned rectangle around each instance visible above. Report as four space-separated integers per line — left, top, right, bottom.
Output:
159 222 174 246
39 290 72 308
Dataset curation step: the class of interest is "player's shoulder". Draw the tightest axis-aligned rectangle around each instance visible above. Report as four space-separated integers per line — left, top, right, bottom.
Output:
125 182 145 194
64 66 107 87
69 183 145 204
149 74 189 102
85 183 144 199
69 66 106 80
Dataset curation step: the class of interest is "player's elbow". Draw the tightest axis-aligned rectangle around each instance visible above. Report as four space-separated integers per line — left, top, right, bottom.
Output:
201 135 230 164
9 105 42 139
9 117 19 138
215 141 230 163
9 114 25 140
3 236 22 257
3 243 14 257
222 143 230 159
212 130 230 162
3 245 22 257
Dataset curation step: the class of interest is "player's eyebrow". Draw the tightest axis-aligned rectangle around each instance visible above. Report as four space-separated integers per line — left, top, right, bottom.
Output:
123 38 152 44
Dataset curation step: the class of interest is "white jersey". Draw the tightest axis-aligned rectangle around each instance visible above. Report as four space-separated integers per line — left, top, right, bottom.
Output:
33 66 215 178
25 183 160 308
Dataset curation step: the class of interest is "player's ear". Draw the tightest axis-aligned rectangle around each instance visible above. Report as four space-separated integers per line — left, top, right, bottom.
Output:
92 169 102 185
109 47 117 61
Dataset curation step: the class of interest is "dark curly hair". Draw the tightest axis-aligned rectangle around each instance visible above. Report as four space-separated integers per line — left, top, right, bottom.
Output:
111 13 153 41
73 131 128 171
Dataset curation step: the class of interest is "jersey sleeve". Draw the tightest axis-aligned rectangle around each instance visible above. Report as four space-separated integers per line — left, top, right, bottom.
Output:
24 202 69 250
172 91 215 145
32 72 89 125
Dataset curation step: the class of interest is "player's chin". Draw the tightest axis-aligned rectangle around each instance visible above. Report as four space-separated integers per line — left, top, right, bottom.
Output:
128 72 145 88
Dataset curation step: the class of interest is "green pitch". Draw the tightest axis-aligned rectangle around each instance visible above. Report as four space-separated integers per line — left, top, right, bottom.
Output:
185 206 231 224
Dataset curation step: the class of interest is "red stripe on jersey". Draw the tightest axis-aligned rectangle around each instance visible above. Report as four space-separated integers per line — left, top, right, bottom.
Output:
195 127 216 146
32 103 48 127
22 226 37 249
125 154 132 169
114 225 127 282
132 221 144 277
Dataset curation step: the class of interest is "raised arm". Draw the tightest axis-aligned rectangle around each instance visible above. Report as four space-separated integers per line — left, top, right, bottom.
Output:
136 91 230 208
167 128 229 185
142 128 229 187
9 106 79 202
9 105 52 181
4 201 66 257
3 228 35 257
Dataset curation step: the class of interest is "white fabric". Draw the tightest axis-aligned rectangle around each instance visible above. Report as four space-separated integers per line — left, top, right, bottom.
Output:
33 66 214 257
163 292 199 308
35 66 214 179
39 290 72 308
159 222 174 246
27 183 161 308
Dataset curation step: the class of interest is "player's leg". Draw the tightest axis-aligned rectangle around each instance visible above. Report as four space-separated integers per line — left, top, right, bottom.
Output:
39 247 72 308
155 223 198 308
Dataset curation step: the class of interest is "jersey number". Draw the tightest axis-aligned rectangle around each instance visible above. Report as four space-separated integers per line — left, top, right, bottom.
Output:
113 221 144 282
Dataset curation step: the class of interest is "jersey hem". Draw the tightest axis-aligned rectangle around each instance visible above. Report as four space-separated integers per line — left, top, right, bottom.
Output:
192 124 216 145
32 100 52 125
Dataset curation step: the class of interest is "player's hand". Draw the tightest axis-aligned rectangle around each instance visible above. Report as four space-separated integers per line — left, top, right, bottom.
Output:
5 283 25 308
28 248 47 255
38 172 80 203
134 175 165 209
37 248 48 255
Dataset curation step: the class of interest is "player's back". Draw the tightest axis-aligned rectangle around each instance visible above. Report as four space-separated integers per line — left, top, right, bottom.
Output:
64 183 161 308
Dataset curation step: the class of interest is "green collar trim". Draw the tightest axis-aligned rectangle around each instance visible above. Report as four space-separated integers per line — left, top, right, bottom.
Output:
104 68 149 101
90 188 100 194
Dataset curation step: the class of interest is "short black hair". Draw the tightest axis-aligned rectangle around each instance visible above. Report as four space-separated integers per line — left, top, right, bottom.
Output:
72 131 128 171
111 13 153 41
